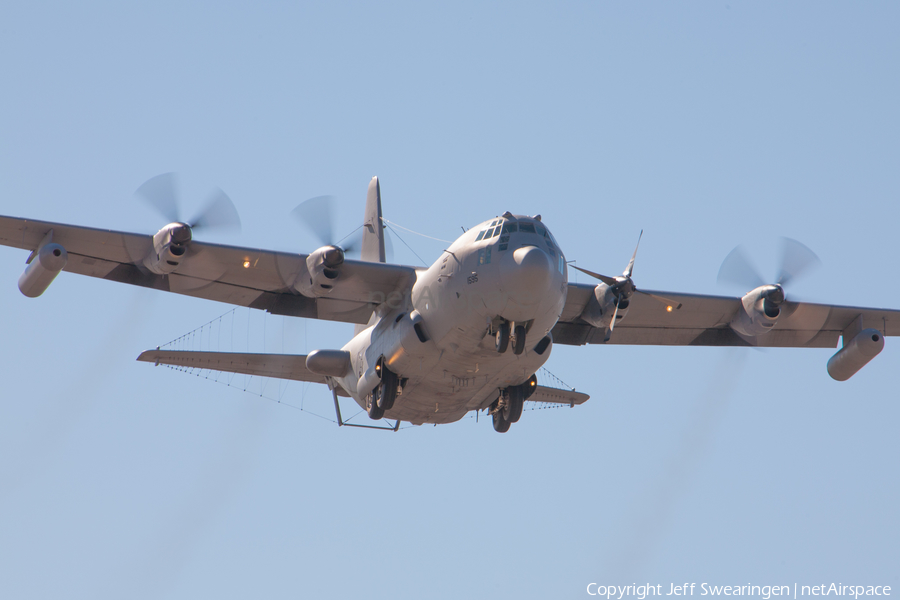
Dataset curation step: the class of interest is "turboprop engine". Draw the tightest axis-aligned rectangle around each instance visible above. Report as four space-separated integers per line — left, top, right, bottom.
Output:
578 281 630 331
729 284 785 337
295 245 345 297
135 173 242 275
574 232 681 342
144 222 192 275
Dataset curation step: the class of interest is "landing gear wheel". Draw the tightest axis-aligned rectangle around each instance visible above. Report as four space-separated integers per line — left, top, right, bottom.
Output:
495 321 510 353
512 324 527 355
367 393 385 420
503 387 524 423
492 410 511 433
377 370 398 410
490 396 514 433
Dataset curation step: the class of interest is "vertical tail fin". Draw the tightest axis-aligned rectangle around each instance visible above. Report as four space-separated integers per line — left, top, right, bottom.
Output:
360 176 385 263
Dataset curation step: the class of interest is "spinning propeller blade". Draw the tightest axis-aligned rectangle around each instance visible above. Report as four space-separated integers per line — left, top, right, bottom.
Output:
777 237 821 287
717 245 765 289
291 195 361 255
135 172 241 233
189 188 241 233
717 237 820 292
291 195 336 248
135 172 181 223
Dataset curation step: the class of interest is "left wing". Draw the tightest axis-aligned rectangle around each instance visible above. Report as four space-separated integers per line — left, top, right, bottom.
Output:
554 282 900 348
0 215 417 324
136 349 350 396
528 385 590 406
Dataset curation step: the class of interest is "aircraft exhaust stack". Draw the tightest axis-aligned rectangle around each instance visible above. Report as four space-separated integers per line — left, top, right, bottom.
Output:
19 242 67 298
827 329 884 381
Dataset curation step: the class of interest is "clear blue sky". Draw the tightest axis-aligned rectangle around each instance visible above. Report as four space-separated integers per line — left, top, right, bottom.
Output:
1 2 898 599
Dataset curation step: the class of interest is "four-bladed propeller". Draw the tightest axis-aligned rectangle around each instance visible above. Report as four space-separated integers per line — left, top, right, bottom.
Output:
291 195 362 255
573 231 682 341
717 237 820 308
135 172 241 239
291 194 394 260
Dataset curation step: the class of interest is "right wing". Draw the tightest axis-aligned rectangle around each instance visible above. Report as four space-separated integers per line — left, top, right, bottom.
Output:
0 215 418 324
554 282 900 347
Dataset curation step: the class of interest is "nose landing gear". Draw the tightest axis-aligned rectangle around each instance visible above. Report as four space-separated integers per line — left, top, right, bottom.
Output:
512 324 527 355
494 320 528 355
495 321 510 353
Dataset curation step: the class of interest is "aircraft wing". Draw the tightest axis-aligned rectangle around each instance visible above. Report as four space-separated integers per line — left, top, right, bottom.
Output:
553 282 900 348
528 385 590 406
0 215 417 325
136 349 351 396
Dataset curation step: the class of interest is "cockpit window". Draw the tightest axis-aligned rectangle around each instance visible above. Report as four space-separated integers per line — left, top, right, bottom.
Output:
502 222 517 234
492 227 501 238
519 222 535 233
475 230 486 241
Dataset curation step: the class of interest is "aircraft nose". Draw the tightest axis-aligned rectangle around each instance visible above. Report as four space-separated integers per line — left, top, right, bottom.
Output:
500 245 554 303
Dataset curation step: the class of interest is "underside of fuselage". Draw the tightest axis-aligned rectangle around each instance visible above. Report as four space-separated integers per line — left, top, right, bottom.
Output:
331 211 568 429
349 319 555 425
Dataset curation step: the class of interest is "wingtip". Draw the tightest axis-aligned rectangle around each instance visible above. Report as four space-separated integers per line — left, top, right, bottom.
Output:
136 349 158 363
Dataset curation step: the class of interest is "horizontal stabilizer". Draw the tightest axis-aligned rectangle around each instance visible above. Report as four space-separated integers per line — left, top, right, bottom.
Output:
528 385 590 407
136 349 349 396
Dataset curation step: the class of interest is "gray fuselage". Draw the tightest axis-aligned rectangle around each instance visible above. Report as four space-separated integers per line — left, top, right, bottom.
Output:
334 214 568 425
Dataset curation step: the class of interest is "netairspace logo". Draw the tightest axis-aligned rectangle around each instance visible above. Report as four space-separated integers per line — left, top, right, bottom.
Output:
586 584 893 600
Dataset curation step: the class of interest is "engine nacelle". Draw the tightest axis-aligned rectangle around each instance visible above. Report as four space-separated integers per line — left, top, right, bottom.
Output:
295 245 345 297
729 284 784 337
306 350 351 377
144 223 192 275
827 328 884 381
578 282 630 329
19 243 68 297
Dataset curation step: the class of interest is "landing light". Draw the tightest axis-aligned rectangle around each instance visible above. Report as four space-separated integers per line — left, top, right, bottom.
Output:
243 259 251 268
666 306 673 312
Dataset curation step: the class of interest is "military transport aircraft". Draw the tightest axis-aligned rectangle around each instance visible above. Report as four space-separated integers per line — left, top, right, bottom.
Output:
1 175 898 433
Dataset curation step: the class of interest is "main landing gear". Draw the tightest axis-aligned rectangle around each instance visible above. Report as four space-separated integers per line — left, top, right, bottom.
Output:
489 374 538 433
367 358 402 420
494 320 527 355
